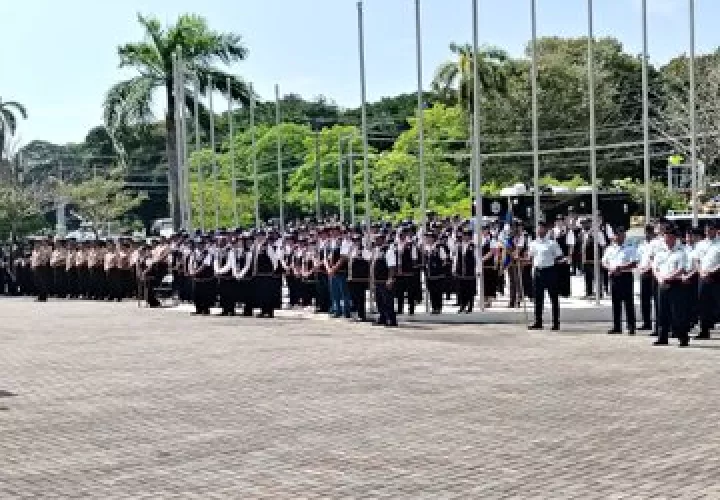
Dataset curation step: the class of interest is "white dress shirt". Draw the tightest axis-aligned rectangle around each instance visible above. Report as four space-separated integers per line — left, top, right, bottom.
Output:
528 237 562 269
699 241 720 274
653 242 687 281
601 242 638 270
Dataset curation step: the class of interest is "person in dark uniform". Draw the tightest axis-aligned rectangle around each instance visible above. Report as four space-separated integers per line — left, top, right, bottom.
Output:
396 226 420 315
371 230 397 327
453 227 477 314
683 227 704 330
144 237 171 308
233 233 253 316
347 232 371 321
188 238 215 315
481 226 498 308
424 231 448 314
249 230 279 318
214 234 236 316
696 233 720 339
314 227 331 313
579 218 607 299
50 238 68 298
653 226 690 347
552 218 572 298
601 226 638 335
528 220 563 330
31 238 52 302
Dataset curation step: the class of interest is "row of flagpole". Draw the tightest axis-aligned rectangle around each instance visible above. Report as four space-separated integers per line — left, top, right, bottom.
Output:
172 0 700 277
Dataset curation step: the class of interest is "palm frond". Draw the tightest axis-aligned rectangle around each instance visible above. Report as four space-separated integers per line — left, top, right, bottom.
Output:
2 101 28 119
195 68 251 107
118 41 164 76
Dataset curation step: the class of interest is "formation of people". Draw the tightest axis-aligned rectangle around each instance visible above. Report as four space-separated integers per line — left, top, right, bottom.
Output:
8 213 720 347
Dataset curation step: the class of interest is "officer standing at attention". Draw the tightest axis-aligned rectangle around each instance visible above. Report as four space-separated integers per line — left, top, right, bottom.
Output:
636 224 657 331
695 231 720 339
528 220 563 331
371 230 398 328
601 226 638 335
652 226 689 347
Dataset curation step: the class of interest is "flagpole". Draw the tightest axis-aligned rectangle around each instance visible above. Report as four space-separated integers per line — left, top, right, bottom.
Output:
349 136 356 225
227 77 238 228
472 0 484 312
250 84 260 229
178 50 192 231
415 0 427 227
338 136 345 222
358 1 371 236
276 84 284 230
530 0 540 229
641 0 651 222
587 0 601 305
172 52 184 230
193 76 204 232
689 0 698 227
208 74 220 230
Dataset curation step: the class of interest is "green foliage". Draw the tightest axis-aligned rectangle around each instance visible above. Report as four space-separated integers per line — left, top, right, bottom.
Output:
612 178 686 217
62 172 147 235
0 185 45 240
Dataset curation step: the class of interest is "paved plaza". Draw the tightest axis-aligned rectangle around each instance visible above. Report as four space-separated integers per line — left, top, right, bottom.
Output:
3 299 720 499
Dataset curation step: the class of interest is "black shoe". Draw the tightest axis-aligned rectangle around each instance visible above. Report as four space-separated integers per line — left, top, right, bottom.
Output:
385 322 398 328
694 333 710 340
372 321 386 327
628 330 636 336
678 341 690 348
653 340 669 346
551 324 560 331
528 324 542 330
607 329 622 335
649 332 659 337
638 325 652 331
458 306 466 314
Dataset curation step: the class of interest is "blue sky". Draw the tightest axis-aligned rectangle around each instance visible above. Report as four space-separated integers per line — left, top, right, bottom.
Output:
1 0 717 145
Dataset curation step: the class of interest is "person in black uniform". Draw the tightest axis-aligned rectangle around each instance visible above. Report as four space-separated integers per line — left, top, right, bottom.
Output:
424 231 448 314
347 231 371 321
602 226 638 335
527 220 563 330
214 233 236 316
653 226 690 347
396 226 420 315
636 224 657 331
233 233 253 316
372 230 398 327
189 238 215 315
249 230 279 318
453 227 477 314
552 218 572 299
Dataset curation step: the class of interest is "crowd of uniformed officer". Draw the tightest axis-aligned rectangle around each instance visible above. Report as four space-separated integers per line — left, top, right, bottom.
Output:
6 214 720 346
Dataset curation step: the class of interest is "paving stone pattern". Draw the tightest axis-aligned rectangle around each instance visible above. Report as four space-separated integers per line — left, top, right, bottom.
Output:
2 298 720 499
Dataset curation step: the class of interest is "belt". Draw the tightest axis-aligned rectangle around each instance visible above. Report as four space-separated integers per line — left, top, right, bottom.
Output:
535 265 554 271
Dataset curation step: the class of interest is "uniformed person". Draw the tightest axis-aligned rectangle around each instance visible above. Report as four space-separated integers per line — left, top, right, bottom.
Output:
452 227 477 314
601 226 638 335
50 238 68 298
144 237 171 308
579 218 607 299
30 238 52 302
248 230 279 318
396 226 420 315
652 226 689 347
233 233 253 316
527 220 563 330
424 231 448 314
636 225 657 331
371 230 397 327
347 231 371 321
695 230 720 339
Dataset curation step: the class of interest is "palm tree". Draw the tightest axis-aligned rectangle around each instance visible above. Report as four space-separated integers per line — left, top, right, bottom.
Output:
432 43 510 110
104 13 250 230
0 98 28 160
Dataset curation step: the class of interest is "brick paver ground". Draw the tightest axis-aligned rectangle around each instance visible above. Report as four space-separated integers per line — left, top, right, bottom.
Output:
2 298 720 499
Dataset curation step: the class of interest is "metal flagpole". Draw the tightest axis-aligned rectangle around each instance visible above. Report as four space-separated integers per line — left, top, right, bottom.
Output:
208 74 220 230
193 76 204 232
348 137 356 225
689 0 698 228
227 76 238 228
250 84 260 229
642 0 651 222
587 0 601 305
415 0 427 228
315 130 321 221
358 1 371 236
530 0 541 229
338 137 345 222
172 52 185 230
179 53 192 232
275 84 284 230
472 0 485 312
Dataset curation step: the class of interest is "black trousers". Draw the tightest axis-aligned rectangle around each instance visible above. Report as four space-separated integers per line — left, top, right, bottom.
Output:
52 267 66 297
583 262 603 298
34 265 51 301
287 274 300 306
193 279 216 314
217 277 236 314
396 275 415 314
657 283 689 343
455 278 476 312
375 283 396 326
639 272 655 328
533 267 559 327
610 273 635 332
315 274 330 313
426 277 444 313
348 281 368 320
698 278 719 335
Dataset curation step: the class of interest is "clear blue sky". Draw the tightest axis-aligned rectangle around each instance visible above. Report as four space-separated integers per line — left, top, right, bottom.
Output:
1 0 717 145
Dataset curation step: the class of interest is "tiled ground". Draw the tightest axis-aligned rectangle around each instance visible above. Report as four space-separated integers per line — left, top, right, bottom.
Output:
1 298 719 499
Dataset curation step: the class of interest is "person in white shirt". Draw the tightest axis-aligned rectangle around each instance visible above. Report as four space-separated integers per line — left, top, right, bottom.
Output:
601 226 638 335
652 226 690 347
527 220 563 330
636 224 658 331
214 234 236 316
696 223 720 339
579 218 608 299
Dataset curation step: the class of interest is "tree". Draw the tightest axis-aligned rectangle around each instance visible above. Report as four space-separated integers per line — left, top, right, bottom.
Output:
104 13 251 231
62 172 147 237
432 43 510 110
0 185 45 241
0 98 27 160
654 51 720 180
